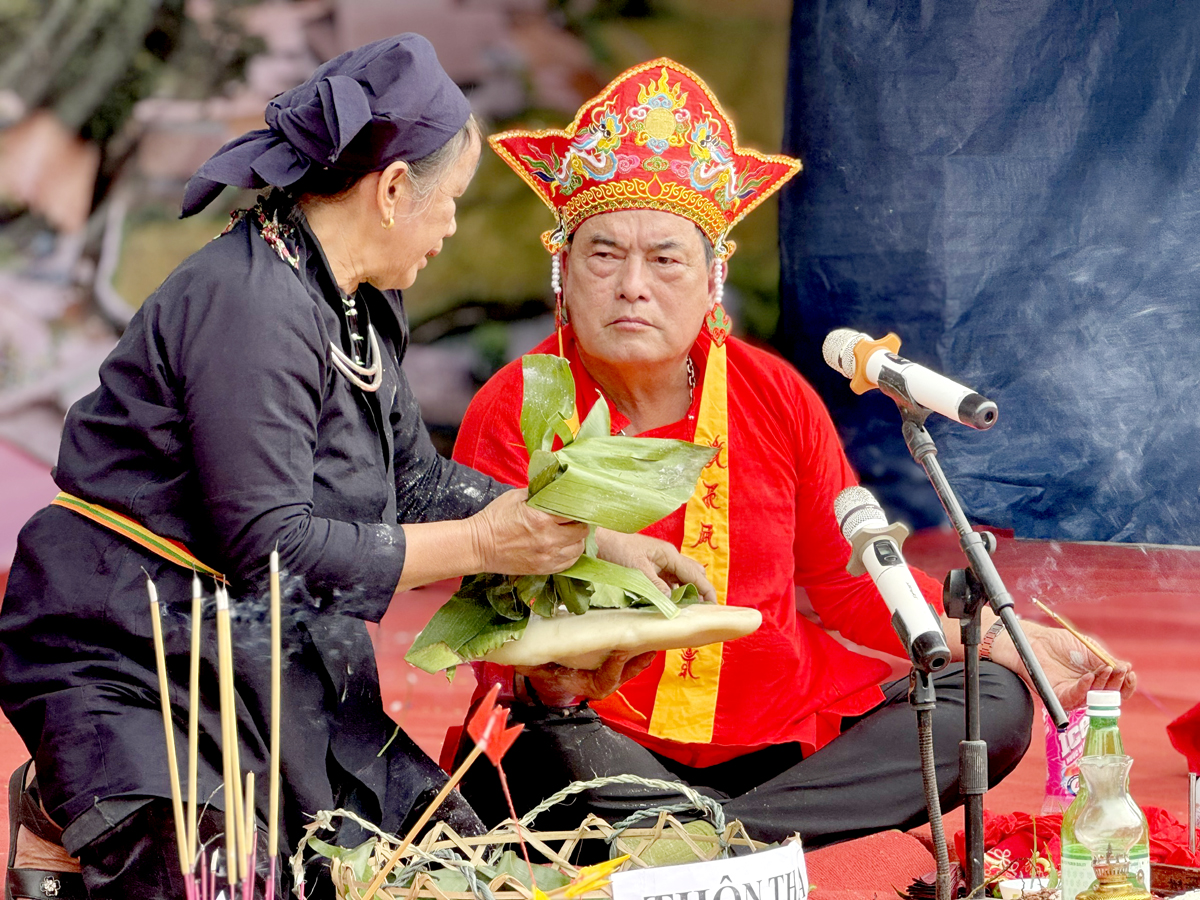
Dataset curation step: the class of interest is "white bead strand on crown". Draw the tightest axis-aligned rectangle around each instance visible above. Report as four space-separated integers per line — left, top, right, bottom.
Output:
712 237 731 309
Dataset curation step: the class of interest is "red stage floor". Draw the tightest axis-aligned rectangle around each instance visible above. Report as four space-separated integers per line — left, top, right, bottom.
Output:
1 527 1197 871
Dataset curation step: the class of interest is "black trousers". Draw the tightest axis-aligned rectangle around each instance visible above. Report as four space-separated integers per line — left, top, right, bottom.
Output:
70 759 485 900
76 801 276 900
458 663 1033 848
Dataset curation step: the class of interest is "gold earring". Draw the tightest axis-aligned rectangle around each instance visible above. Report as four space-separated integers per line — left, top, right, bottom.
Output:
382 215 394 230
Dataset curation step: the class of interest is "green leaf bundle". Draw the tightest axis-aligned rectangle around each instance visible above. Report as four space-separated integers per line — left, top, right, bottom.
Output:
405 354 713 675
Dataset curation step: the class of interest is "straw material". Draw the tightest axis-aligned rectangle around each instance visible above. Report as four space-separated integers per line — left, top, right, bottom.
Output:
321 812 765 900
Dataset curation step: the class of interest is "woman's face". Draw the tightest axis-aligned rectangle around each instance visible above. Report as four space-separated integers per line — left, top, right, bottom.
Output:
379 135 481 291
562 209 717 370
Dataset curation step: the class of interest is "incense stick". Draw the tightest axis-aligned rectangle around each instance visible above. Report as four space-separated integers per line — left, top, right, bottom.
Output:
267 549 282 900
188 572 203 870
219 583 249 885
147 575 192 883
359 743 486 900
215 583 240 886
244 772 256 900
1030 597 1120 669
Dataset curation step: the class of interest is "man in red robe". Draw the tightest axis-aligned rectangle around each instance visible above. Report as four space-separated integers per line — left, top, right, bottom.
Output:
451 58 1135 846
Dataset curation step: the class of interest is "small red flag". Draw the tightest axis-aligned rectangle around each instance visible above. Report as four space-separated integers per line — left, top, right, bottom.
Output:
467 682 523 766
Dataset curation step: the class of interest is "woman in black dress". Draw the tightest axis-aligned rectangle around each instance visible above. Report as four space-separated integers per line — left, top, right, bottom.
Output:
0 34 704 899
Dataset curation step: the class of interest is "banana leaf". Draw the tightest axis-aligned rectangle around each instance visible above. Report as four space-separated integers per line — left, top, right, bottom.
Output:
307 837 375 885
553 573 592 615
520 354 575 455
520 357 716 531
490 851 572 891
405 589 529 674
553 554 676 617
405 353 715 674
407 852 572 893
405 566 703 674
573 390 612 441
527 449 562 496
527 436 717 532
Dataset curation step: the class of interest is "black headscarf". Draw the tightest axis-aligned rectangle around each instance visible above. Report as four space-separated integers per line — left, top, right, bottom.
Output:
182 33 470 217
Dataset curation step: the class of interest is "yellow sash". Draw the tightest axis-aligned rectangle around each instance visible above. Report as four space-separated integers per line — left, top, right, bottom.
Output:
51 492 224 579
647 330 730 743
560 314 733 743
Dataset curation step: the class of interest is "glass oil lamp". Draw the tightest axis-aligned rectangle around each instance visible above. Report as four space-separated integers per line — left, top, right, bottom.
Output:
1073 756 1151 900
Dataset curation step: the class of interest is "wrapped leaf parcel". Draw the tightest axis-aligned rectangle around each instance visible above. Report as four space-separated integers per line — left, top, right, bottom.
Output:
405 354 716 675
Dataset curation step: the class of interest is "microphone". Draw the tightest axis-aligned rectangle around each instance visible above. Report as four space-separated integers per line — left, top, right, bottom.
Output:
834 485 951 674
822 328 998 430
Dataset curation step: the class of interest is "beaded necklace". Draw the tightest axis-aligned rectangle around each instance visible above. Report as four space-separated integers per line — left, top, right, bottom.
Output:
222 198 383 392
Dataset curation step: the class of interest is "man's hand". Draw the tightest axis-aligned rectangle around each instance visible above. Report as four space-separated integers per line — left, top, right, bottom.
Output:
517 650 657 708
593 529 716 602
988 618 1136 711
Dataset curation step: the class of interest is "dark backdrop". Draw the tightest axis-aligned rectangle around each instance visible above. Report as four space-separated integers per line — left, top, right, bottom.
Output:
777 0 1200 545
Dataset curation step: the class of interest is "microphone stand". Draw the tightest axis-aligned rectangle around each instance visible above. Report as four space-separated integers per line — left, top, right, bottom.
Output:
909 667 953 900
887 400 1068 894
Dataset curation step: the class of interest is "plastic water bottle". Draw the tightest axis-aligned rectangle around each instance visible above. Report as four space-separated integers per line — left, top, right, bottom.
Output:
1059 691 1150 900
1043 705 1088 813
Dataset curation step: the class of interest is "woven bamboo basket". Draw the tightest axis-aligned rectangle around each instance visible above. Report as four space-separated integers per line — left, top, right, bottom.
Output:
298 777 768 900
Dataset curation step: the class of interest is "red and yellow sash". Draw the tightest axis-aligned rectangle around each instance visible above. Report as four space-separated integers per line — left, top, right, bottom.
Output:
51 492 224 579
648 312 731 743
567 313 733 744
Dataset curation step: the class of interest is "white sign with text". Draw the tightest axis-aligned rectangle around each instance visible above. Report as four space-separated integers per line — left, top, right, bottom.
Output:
611 840 808 900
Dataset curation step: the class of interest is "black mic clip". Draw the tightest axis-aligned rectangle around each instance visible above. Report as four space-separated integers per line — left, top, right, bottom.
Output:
844 519 911 578
876 363 934 425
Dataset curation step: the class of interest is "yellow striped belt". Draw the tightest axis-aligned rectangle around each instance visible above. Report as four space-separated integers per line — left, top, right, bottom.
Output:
51 492 224 580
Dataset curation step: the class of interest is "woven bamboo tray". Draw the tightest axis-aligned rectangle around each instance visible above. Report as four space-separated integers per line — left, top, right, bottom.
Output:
298 777 769 900
331 812 763 900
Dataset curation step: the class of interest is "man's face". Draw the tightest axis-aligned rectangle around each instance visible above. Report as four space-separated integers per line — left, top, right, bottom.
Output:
561 209 717 370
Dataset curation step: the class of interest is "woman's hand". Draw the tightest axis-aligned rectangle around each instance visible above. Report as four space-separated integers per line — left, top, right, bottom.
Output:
517 650 657 708
469 489 588 575
988 618 1136 711
593 529 717 603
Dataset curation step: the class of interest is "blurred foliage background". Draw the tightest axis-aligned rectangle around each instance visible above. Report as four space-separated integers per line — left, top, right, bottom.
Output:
103 0 792 353
0 0 792 457
404 0 792 346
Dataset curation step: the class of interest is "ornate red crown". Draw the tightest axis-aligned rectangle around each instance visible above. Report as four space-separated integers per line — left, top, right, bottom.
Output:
489 58 802 258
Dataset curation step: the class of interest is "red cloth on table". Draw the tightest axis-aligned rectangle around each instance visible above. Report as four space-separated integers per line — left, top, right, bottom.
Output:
453 327 944 768
1167 700 1200 773
954 807 1200 879
1146 806 1200 867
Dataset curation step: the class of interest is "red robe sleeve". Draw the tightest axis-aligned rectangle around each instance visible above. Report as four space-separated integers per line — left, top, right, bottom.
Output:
785 369 945 659
453 357 530 487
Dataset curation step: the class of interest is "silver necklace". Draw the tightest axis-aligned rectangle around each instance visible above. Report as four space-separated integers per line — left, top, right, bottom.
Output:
330 326 383 392
329 288 382 392
340 291 366 366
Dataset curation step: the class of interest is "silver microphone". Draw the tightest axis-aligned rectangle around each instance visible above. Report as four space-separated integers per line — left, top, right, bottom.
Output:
834 485 951 673
823 328 998 430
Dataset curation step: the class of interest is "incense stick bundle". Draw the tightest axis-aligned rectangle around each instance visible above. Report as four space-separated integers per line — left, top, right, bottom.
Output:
146 576 192 885
1030 598 1120 668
